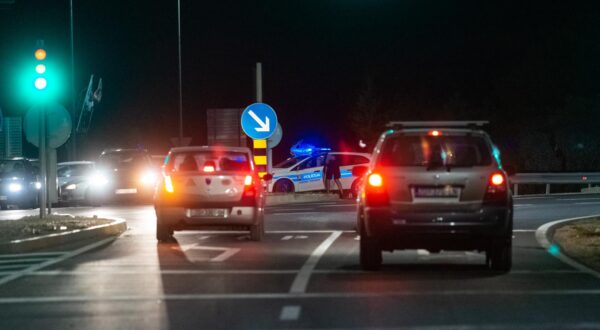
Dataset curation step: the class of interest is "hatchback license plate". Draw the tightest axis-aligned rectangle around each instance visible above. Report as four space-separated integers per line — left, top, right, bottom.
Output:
414 186 460 198
116 188 137 194
188 208 228 218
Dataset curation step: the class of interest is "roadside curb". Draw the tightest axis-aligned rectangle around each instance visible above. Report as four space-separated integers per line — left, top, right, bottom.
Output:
535 214 600 279
266 193 343 206
0 216 127 254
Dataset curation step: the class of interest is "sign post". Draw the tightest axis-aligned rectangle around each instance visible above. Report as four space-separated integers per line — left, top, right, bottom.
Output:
241 102 278 178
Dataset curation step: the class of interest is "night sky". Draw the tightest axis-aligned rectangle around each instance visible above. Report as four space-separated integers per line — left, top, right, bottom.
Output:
2 1 600 168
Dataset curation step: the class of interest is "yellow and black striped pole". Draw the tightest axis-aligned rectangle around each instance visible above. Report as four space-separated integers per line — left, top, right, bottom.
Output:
253 139 268 178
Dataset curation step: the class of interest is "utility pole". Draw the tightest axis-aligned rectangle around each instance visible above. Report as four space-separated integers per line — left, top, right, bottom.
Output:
177 0 184 146
69 0 77 160
255 63 272 173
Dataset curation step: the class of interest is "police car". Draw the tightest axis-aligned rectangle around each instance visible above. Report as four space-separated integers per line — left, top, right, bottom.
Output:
269 144 371 195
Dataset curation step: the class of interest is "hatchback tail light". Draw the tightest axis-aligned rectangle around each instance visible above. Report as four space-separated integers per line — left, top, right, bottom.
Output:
243 175 256 198
368 173 383 187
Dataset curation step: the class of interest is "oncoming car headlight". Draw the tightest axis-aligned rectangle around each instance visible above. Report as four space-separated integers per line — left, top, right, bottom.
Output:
140 170 158 186
65 184 77 190
89 171 109 187
8 183 22 192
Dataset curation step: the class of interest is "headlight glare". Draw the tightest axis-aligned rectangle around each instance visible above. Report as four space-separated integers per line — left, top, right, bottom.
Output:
8 183 23 192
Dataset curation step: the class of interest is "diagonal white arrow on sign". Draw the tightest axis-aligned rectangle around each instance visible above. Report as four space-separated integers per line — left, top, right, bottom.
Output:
177 243 241 263
248 110 270 132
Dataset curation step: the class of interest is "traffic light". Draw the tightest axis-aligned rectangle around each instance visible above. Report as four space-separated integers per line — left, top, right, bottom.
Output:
34 47 47 90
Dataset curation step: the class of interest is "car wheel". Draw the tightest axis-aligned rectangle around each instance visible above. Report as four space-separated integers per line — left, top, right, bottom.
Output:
156 216 174 242
488 238 512 272
250 212 265 241
273 179 294 193
359 216 382 271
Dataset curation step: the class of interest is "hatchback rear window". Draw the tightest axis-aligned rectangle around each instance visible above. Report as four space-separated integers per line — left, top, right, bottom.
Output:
379 134 492 167
167 151 251 172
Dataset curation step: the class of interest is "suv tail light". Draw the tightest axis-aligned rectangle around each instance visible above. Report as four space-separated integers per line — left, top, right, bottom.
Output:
484 171 507 204
164 175 174 193
365 172 389 207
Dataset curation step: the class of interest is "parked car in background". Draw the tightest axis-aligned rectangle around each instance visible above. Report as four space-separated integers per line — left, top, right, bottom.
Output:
0 158 40 210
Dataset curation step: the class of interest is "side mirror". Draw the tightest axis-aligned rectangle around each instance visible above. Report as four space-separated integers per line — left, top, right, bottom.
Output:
504 165 516 176
262 173 273 181
352 165 368 177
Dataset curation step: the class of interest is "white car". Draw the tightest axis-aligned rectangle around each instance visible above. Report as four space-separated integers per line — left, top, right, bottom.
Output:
269 151 371 195
57 161 96 203
154 146 266 242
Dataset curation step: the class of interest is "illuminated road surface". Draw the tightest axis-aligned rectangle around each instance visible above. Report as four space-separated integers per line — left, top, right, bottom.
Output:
0 195 599 329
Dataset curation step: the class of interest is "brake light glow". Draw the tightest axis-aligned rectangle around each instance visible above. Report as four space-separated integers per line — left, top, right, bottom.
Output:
203 165 215 173
368 173 383 187
164 176 174 193
244 175 253 186
490 173 504 186
428 130 441 137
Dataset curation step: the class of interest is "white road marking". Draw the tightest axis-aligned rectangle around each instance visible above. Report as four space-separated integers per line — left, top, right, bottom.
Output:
0 236 116 287
512 229 536 232
281 235 293 240
560 197 600 201
0 289 599 304
354 235 360 240
198 235 210 240
178 244 241 262
575 201 600 205
416 249 430 256
514 204 534 207
294 235 308 239
279 305 301 321
289 231 342 293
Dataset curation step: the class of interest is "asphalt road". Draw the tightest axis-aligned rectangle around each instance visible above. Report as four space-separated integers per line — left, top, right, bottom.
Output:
0 194 599 329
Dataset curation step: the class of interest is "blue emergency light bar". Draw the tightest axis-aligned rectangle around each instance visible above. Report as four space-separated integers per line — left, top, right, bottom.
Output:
290 141 331 157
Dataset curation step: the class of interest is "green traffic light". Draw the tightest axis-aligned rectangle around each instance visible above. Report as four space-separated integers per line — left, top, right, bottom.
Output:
34 77 47 90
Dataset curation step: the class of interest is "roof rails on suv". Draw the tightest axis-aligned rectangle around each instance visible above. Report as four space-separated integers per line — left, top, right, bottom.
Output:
385 121 489 130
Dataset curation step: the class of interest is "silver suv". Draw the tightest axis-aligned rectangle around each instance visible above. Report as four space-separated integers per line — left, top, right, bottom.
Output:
354 121 513 271
154 146 265 242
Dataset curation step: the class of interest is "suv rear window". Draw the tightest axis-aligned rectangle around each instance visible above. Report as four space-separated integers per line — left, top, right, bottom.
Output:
167 151 251 172
379 134 492 167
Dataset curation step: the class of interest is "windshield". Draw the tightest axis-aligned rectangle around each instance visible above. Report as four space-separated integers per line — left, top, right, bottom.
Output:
274 156 307 169
0 161 25 176
379 134 492 167
98 151 149 169
167 151 251 172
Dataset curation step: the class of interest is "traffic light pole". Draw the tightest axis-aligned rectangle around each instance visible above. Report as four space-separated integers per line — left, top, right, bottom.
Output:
39 105 47 218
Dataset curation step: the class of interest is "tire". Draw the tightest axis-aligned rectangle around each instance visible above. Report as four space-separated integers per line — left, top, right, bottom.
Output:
488 238 512 272
273 179 295 193
156 216 173 242
250 212 265 241
359 215 382 271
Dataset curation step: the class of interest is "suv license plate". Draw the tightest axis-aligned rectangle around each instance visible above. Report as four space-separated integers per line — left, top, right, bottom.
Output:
188 208 228 218
415 187 460 198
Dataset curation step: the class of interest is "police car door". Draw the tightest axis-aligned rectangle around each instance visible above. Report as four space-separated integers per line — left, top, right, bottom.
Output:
294 154 326 192
337 154 370 189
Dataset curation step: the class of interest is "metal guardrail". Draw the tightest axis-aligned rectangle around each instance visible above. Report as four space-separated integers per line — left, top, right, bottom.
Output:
509 173 600 196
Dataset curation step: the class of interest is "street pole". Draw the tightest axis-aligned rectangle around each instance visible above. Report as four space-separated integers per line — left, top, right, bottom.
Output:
177 0 184 146
69 0 77 160
256 63 272 173
39 106 46 218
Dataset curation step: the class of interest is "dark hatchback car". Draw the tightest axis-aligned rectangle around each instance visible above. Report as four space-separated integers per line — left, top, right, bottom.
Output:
0 158 40 209
355 121 513 271
91 149 158 203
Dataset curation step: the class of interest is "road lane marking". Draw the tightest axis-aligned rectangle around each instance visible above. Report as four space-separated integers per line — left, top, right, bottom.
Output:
289 231 342 293
279 305 301 321
536 214 600 280
1 289 600 303
0 236 116 287
575 201 600 205
281 235 293 240
177 244 241 262
0 268 583 276
512 229 536 232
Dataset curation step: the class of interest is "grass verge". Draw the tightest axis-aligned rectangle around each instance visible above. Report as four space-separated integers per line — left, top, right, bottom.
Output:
553 217 600 272
0 214 113 243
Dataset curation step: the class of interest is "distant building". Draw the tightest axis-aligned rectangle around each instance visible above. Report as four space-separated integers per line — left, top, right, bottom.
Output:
0 117 23 158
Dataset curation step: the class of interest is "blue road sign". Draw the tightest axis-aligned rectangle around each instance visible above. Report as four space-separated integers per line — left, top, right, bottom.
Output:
241 103 278 140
